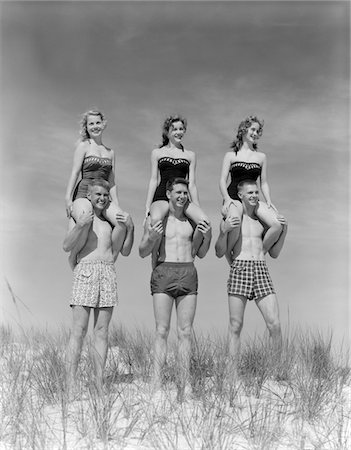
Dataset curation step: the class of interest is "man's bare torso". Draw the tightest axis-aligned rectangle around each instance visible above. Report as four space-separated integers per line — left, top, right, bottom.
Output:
156 214 194 263
78 216 114 263
234 214 265 261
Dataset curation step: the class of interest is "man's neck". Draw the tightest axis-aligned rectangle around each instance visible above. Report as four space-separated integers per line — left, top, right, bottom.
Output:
92 207 104 219
242 203 257 219
169 204 186 220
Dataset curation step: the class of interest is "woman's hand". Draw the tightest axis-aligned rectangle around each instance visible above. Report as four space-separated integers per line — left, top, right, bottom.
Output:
276 214 288 228
65 199 73 218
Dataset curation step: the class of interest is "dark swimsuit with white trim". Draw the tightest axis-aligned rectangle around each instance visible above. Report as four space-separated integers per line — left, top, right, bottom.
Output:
73 156 113 200
227 161 262 201
152 156 190 202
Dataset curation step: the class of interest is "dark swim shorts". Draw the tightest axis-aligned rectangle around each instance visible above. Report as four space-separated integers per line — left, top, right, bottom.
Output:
151 262 198 298
227 260 275 301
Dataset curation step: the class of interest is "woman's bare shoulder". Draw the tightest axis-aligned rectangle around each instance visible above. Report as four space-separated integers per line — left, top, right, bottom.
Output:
223 151 236 162
74 140 90 154
183 148 196 161
151 147 162 156
256 151 267 163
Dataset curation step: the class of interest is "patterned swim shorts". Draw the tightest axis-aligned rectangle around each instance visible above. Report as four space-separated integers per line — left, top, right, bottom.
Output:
71 260 118 308
227 260 275 301
151 262 198 298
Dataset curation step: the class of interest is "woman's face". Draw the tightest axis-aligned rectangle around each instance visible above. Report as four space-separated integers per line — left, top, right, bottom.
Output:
86 114 105 139
168 121 186 145
244 122 261 144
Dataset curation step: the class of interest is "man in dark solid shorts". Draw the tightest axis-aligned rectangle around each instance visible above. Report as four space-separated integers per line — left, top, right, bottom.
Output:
215 179 288 376
139 178 211 396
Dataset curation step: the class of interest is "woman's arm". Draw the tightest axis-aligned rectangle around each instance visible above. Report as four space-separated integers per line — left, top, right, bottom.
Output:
145 149 160 215
108 149 120 208
259 154 273 206
65 142 87 216
219 153 233 203
187 152 200 206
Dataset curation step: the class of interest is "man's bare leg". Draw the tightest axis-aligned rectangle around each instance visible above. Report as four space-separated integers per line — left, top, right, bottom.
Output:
92 307 113 394
227 295 247 380
255 293 282 356
66 306 91 397
152 293 173 390
175 294 197 399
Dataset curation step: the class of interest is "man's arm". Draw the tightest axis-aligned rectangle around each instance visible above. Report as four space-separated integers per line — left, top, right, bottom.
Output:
62 210 94 252
214 216 240 258
268 216 288 258
193 220 212 258
139 218 164 258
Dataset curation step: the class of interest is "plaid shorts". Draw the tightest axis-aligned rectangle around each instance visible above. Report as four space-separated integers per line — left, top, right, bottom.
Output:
71 260 118 308
227 260 275 301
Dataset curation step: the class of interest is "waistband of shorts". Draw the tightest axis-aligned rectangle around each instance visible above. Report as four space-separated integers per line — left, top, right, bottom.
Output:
76 259 114 266
155 261 195 268
231 259 266 266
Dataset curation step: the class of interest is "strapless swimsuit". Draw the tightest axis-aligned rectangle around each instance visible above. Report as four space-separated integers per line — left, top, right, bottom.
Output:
152 156 190 202
227 161 262 201
73 155 113 200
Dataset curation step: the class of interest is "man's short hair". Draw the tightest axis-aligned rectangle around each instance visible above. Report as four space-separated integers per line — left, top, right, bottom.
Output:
88 178 110 192
237 179 258 193
166 178 189 192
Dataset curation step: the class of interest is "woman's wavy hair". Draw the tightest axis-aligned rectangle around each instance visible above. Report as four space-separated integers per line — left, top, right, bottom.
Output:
230 115 264 154
159 115 187 148
79 109 106 141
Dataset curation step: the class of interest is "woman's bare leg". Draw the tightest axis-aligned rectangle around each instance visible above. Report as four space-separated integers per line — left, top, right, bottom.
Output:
150 201 170 268
256 202 282 253
225 201 243 262
184 203 210 255
104 202 127 257
69 198 93 270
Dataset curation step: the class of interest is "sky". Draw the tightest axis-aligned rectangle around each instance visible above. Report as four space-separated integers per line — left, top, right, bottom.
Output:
0 1 349 345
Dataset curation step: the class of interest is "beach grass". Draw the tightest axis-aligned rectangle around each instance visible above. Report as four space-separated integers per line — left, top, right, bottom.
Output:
0 324 349 449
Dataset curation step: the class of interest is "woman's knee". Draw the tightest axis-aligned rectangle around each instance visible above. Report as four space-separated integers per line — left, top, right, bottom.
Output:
150 203 169 224
223 201 243 219
71 198 92 220
256 203 281 228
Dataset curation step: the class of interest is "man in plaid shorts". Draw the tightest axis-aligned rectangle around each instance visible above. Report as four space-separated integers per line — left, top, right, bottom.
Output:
63 178 134 396
215 179 288 372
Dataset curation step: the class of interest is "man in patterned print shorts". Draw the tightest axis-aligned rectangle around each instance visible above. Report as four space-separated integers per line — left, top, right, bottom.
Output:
139 178 211 399
215 179 288 376
63 178 134 395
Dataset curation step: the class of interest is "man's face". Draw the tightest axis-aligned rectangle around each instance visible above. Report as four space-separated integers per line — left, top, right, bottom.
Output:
238 183 259 206
167 183 189 208
87 186 110 210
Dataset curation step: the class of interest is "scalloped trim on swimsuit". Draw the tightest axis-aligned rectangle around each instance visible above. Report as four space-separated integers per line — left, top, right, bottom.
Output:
158 156 190 166
84 155 112 164
230 161 261 170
